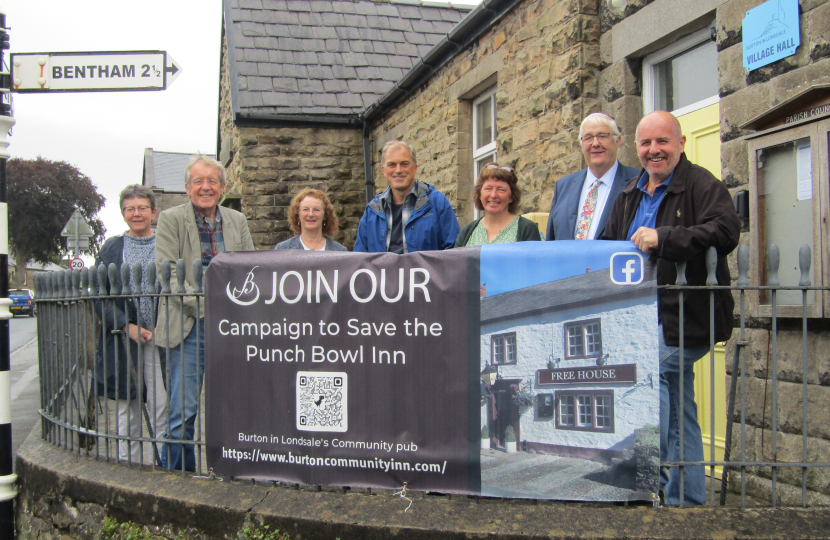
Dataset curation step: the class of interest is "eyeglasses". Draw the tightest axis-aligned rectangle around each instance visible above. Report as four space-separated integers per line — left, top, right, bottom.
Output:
483 163 514 172
122 205 152 215
190 177 221 187
580 132 613 144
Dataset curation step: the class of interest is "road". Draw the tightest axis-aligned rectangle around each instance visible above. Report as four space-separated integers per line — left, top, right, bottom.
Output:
9 315 40 459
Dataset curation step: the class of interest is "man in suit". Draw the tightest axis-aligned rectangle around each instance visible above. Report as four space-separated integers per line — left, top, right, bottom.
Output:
545 113 639 241
155 155 254 471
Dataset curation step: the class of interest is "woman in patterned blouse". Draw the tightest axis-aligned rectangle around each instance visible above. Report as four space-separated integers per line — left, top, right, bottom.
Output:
454 163 542 247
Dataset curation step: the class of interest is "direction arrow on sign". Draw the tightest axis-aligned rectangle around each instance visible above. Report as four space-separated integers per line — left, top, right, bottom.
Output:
10 51 183 93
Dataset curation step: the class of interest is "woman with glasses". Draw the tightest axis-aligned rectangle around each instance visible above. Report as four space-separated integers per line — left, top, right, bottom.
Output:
454 163 542 247
275 188 347 251
93 184 168 465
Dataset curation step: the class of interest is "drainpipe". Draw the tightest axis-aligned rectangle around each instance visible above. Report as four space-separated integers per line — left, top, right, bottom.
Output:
362 119 374 205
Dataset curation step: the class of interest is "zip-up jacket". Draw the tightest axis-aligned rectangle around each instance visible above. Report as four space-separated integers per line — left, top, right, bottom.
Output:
354 181 460 253
601 153 740 347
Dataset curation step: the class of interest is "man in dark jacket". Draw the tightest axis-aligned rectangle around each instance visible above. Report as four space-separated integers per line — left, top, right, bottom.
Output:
601 111 740 505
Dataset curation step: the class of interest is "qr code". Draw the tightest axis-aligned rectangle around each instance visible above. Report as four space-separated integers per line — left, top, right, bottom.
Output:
296 371 348 432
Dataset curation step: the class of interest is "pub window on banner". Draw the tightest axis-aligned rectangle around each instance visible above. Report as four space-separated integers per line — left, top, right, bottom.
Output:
556 390 614 432
564 319 602 360
491 332 517 365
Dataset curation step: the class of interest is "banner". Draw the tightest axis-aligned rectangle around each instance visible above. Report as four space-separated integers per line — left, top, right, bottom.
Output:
206 241 659 501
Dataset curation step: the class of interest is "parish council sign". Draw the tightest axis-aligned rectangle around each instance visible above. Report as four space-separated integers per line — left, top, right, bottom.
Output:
742 0 799 72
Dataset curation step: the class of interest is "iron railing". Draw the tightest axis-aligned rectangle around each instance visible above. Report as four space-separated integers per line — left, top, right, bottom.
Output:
32 246 830 507
35 259 206 476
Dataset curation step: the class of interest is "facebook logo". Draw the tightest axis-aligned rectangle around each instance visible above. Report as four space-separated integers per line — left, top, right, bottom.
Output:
610 252 644 285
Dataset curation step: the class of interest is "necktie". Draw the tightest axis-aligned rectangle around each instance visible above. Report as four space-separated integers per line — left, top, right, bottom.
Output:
574 179 601 240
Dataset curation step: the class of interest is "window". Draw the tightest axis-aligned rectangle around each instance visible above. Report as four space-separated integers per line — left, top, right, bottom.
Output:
473 87 498 218
563 319 602 359
748 117 830 318
556 390 614 432
491 332 517 365
643 28 718 116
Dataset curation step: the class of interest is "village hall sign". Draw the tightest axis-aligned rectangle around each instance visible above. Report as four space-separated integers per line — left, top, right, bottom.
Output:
742 0 800 72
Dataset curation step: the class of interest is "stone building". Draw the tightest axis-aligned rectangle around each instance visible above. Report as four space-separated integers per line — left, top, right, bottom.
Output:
219 0 830 502
219 0 470 249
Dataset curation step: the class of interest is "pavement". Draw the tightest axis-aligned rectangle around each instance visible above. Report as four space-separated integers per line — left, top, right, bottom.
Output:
9 316 40 459
481 447 650 502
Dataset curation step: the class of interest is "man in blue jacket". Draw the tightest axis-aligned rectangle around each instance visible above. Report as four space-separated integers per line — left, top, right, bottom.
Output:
354 141 459 253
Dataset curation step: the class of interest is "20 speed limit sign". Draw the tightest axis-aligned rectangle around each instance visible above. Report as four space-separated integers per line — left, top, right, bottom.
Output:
70 258 84 270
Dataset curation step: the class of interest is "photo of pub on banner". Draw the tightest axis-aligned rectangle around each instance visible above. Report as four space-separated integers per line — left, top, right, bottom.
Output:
477 242 660 501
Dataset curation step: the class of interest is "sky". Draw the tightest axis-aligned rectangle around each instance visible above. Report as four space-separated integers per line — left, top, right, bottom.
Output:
6 0 224 262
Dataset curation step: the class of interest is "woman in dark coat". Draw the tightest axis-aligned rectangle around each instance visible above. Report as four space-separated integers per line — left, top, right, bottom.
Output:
94 185 167 464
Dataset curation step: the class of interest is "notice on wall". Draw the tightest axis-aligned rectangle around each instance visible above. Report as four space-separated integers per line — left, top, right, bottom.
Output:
205 242 659 502
797 144 812 201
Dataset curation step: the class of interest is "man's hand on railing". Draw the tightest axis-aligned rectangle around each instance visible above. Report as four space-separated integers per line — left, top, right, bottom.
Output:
123 323 153 344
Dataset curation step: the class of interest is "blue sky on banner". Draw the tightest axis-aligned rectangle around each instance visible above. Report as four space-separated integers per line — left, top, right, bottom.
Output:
480 240 646 296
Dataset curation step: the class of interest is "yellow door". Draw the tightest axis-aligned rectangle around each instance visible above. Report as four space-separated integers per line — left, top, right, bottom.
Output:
676 102 726 479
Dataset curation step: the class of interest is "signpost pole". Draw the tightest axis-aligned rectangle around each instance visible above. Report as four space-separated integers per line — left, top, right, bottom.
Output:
0 7 16 537
73 211 79 258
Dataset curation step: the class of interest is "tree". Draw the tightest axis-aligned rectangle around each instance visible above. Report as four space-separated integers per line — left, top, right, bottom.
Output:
7 157 106 269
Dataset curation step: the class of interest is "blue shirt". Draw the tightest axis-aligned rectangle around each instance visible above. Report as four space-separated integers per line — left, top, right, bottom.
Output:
626 171 674 240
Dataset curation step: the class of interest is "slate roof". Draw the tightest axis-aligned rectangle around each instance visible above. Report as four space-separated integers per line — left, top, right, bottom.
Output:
224 0 471 121
142 149 216 193
480 265 657 324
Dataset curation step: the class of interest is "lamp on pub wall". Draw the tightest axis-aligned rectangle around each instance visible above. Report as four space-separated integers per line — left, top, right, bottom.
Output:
480 364 499 387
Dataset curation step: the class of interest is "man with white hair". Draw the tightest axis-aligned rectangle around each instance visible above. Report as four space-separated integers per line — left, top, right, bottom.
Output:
354 140 459 253
155 155 254 471
545 113 639 241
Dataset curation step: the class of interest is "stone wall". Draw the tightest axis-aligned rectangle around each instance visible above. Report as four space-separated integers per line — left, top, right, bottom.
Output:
369 0 604 223
219 35 366 250
231 126 365 249
18 428 830 538
717 0 830 502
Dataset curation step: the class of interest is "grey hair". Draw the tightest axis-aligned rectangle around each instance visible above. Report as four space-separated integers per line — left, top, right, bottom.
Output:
119 184 157 211
184 154 226 187
579 113 622 140
380 140 417 166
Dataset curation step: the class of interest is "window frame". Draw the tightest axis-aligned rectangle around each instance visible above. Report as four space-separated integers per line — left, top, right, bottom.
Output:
642 27 719 116
472 86 498 219
555 390 615 432
563 318 602 360
491 332 517 365
747 117 830 318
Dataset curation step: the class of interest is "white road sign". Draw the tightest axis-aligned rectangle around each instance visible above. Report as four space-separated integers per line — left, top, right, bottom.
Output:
11 51 182 92
70 258 84 271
